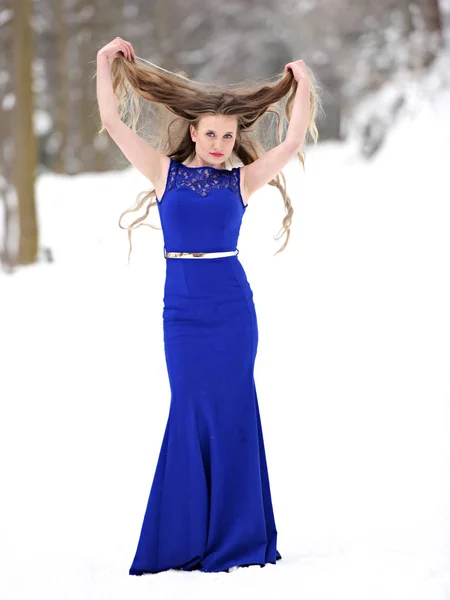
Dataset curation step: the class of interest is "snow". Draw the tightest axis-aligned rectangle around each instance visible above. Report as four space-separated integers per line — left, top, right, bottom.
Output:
2 50 450 599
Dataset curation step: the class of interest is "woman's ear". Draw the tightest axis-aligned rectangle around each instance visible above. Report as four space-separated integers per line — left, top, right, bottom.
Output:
190 124 196 142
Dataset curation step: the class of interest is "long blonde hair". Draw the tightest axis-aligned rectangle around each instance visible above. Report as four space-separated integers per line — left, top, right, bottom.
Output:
99 56 323 262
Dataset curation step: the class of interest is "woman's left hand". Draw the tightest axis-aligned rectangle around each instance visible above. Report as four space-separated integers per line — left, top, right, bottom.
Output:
284 60 308 82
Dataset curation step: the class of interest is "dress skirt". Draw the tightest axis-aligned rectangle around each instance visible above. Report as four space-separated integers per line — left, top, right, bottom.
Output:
129 254 280 574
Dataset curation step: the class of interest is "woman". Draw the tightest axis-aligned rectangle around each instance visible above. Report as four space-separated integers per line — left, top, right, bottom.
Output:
96 37 321 574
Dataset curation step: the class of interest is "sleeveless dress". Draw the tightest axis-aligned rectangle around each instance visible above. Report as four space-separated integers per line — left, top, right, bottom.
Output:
129 158 281 574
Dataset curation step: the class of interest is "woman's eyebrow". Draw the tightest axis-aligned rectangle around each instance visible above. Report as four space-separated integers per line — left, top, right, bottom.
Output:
206 130 234 134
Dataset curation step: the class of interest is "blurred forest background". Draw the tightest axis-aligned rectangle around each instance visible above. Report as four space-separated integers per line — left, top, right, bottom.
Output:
0 0 446 270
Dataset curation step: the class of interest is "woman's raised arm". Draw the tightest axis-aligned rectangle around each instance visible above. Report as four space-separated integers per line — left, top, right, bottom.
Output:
96 37 134 126
96 38 169 187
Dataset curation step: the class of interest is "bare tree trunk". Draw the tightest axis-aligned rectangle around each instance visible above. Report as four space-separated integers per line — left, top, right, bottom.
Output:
13 0 39 265
418 0 443 35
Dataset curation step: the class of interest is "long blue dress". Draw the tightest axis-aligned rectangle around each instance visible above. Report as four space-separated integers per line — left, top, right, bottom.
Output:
129 158 281 574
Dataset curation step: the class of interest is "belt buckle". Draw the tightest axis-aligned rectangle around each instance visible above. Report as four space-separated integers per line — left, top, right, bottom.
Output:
165 250 207 258
172 251 205 258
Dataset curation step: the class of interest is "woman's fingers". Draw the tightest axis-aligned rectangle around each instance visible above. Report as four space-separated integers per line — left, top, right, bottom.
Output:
112 37 135 61
120 40 134 61
119 41 128 60
124 41 135 60
119 40 130 60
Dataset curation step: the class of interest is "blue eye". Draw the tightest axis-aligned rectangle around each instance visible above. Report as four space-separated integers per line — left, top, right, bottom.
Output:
206 132 232 138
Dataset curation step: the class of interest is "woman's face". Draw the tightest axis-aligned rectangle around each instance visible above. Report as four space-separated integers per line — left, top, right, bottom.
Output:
190 115 238 165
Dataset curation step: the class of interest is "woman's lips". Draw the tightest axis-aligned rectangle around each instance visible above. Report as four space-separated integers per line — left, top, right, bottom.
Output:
210 152 224 157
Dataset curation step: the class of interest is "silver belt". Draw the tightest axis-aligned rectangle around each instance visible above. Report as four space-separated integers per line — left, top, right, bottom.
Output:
164 249 239 259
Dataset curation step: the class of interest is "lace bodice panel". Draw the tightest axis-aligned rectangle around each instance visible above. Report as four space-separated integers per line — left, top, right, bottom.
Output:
158 159 246 209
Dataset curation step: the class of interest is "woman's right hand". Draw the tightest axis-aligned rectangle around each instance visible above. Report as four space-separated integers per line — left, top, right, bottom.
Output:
97 37 136 62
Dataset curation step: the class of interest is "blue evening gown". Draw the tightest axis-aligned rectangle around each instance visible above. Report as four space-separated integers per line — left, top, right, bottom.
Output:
129 158 281 574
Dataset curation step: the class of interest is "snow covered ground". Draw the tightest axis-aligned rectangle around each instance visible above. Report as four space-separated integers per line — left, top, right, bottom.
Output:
2 52 450 599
